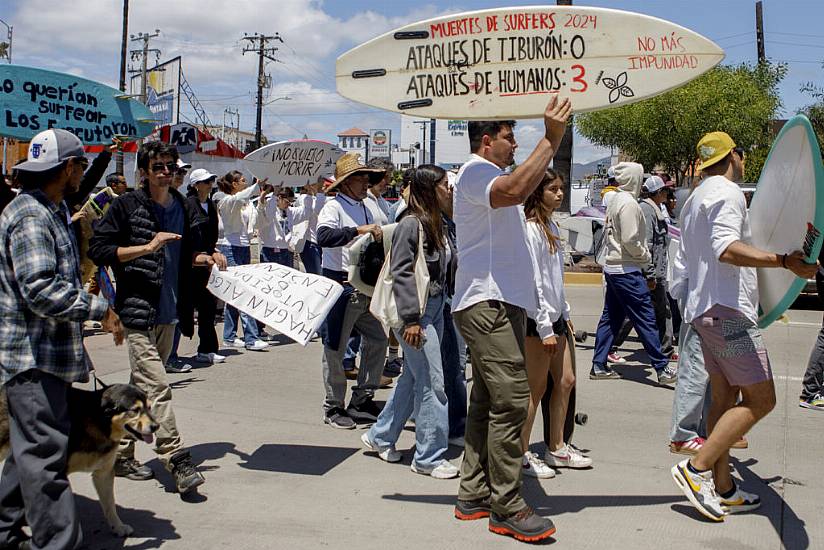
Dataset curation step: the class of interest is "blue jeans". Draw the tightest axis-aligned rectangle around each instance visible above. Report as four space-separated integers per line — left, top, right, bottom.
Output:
441 301 467 439
218 244 260 345
592 271 668 371
368 292 448 470
300 242 322 275
261 246 293 268
670 322 712 441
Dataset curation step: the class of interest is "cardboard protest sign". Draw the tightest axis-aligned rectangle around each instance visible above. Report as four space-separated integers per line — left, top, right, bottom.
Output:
336 6 724 119
0 65 155 143
244 140 345 187
206 263 343 346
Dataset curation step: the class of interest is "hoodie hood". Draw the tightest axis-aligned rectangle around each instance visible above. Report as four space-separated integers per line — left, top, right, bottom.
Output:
613 162 644 198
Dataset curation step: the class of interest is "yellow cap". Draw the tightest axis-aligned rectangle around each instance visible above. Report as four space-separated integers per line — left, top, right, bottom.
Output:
696 131 736 170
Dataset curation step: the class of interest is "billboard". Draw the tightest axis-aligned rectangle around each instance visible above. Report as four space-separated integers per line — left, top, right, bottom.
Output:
130 56 181 128
368 129 391 160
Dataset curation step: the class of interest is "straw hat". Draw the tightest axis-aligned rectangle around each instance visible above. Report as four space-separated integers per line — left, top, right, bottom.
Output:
327 153 385 192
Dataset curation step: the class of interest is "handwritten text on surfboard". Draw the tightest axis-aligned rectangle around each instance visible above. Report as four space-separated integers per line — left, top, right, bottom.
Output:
0 79 138 141
264 145 334 177
405 11 698 100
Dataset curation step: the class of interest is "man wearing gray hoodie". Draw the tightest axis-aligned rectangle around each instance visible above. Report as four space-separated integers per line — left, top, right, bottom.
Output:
590 162 676 384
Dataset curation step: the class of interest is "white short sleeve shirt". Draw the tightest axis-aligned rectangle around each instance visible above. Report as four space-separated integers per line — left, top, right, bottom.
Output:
453 154 537 313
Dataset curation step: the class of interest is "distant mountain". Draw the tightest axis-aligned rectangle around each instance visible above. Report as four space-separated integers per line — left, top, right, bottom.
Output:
571 156 611 181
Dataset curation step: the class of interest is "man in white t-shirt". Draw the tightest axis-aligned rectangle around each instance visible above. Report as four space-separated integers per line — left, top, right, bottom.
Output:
671 132 817 522
316 153 387 429
451 96 570 543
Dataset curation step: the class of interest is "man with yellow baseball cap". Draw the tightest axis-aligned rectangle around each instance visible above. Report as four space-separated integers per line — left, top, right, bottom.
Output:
670 131 818 522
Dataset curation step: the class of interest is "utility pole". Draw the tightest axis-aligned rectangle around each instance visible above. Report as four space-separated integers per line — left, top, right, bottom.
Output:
555 0 574 212
116 0 129 174
242 33 282 150
413 120 429 166
223 107 240 149
130 30 161 105
755 1 766 62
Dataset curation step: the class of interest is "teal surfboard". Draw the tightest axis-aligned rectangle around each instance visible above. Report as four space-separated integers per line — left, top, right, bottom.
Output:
0 65 155 144
749 114 824 328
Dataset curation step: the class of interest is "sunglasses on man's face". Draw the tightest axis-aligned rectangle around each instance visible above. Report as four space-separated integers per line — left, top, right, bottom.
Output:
149 162 177 173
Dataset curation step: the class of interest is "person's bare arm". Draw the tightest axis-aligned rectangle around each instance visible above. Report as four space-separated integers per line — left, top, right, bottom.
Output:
489 96 572 208
720 242 818 278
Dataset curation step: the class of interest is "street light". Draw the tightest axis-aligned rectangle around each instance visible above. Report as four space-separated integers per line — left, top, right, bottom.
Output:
263 95 292 106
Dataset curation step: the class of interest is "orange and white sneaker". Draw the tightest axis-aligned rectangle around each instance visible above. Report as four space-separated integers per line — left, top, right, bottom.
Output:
720 484 761 513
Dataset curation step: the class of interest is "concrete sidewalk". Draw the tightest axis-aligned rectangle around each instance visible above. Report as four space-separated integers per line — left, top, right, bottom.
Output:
52 286 824 548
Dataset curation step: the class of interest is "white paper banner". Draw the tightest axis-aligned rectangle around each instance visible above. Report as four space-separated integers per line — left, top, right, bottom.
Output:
207 263 343 346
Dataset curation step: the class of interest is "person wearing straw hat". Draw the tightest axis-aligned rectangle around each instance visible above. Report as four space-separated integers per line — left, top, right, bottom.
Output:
316 153 388 429
670 131 817 522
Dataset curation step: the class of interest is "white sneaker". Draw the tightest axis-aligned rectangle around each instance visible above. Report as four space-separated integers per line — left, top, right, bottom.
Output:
195 352 226 364
522 451 556 479
671 459 727 522
224 338 245 348
720 483 761 513
448 436 465 448
360 432 401 463
164 360 193 374
544 443 593 469
245 340 269 351
411 460 459 479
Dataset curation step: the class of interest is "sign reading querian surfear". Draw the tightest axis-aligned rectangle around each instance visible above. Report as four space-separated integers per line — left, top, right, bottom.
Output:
0 65 156 143
336 7 725 119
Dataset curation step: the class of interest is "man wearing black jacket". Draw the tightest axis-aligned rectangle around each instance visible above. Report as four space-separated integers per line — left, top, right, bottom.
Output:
89 141 225 494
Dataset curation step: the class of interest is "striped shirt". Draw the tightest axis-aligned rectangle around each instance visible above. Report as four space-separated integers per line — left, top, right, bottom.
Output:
0 190 108 385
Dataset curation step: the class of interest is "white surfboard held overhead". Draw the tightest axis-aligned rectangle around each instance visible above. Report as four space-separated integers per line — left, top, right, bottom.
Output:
336 6 725 119
244 140 345 188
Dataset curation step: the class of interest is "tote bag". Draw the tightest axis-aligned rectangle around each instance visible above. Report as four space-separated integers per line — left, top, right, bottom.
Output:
369 220 429 334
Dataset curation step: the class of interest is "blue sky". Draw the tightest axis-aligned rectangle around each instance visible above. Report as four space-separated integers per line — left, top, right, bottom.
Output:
3 0 823 163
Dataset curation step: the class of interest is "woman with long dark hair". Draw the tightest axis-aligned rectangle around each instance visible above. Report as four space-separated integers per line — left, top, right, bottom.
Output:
521 169 592 478
362 164 459 479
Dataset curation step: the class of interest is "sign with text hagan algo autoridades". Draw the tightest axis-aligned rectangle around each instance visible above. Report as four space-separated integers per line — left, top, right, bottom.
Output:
0 65 156 144
336 6 724 120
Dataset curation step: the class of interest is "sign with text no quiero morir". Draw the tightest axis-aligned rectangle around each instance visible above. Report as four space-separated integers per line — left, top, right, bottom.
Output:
207 263 343 346
336 6 724 119
244 139 345 188
0 65 156 143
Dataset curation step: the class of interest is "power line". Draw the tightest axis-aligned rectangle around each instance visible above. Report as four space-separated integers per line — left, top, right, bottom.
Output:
241 32 283 149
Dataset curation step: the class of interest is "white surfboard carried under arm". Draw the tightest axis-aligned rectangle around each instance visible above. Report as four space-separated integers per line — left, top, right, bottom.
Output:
748 114 824 329
336 6 725 119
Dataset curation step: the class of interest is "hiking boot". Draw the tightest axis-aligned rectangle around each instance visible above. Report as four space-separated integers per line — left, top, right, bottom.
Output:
347 398 382 423
671 459 726 522
383 357 403 377
590 364 620 380
114 457 155 481
323 407 356 429
545 443 592 469
454 497 491 521
799 393 824 411
657 364 678 384
669 437 705 456
170 452 205 494
488 507 556 542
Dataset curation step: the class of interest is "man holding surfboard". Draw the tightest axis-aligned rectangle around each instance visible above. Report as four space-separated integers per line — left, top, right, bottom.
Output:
671 132 818 522
451 95 570 543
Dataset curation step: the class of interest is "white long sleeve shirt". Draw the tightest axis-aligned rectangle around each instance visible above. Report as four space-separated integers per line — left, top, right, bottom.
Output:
257 196 302 250
218 182 259 247
525 219 570 339
296 193 326 244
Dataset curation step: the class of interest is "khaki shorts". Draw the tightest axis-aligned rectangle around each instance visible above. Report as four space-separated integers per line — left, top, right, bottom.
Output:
692 305 772 387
